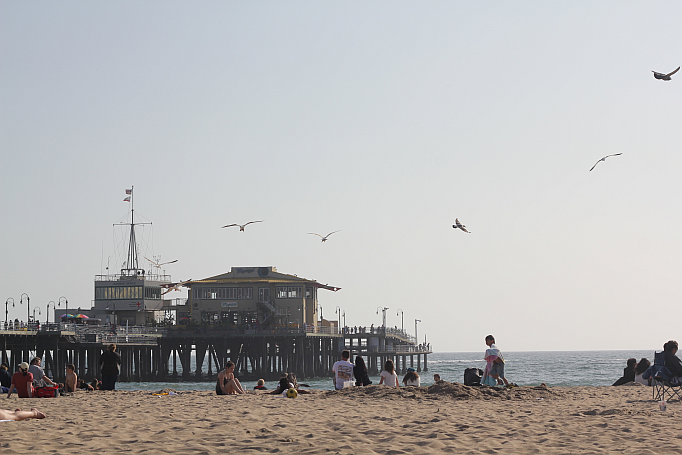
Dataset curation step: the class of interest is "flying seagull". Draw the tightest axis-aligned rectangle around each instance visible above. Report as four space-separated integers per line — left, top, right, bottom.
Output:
221 221 263 231
453 218 470 233
143 256 178 268
161 279 192 295
652 67 680 81
589 153 622 172
308 231 340 242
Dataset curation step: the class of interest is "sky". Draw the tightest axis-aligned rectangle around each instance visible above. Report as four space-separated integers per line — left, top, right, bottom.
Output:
1 1 680 352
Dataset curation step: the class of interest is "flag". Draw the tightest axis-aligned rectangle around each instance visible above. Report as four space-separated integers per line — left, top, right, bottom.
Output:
123 197 131 202
125 189 132 194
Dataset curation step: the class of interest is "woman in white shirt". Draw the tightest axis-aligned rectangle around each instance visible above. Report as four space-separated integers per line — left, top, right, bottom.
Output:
634 358 651 386
402 368 420 387
379 359 400 387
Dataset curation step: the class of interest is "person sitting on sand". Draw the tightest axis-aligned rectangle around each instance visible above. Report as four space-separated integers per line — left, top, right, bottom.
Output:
7 362 33 398
253 379 267 390
0 364 11 393
402 368 420 387
353 356 372 387
379 359 399 387
483 335 510 387
28 357 56 388
77 378 94 391
216 361 246 395
64 364 77 393
0 408 46 421
433 373 441 383
91 378 101 390
332 350 355 390
634 358 651 386
613 358 637 386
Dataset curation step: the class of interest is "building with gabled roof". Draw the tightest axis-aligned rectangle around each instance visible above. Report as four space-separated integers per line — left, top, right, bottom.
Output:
184 266 340 328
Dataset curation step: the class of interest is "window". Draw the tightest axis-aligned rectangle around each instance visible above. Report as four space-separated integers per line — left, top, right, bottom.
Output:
193 287 253 300
276 286 301 299
95 286 144 300
144 287 161 300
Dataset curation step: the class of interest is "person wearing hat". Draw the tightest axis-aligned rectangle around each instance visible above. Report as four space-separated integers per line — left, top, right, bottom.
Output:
7 362 34 398
402 368 420 387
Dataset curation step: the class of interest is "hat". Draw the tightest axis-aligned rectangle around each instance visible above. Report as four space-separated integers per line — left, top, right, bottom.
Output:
19 362 29 371
407 367 416 373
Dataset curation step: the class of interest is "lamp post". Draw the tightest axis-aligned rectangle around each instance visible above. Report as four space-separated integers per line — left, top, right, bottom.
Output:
396 309 404 331
47 301 56 324
317 304 323 321
376 306 389 332
20 293 29 324
335 306 341 333
5 298 14 326
58 296 68 323
415 319 421 346
32 307 41 323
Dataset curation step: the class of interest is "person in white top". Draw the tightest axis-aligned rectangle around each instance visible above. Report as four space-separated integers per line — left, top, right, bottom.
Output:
332 350 355 390
379 359 400 387
402 368 420 387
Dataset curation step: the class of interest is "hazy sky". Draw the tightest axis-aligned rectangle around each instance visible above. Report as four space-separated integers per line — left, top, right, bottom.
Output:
1 1 680 352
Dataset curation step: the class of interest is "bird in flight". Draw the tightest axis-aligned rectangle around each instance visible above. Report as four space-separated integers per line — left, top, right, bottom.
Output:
589 153 622 172
161 279 192 295
453 218 470 233
143 256 178 268
652 67 680 81
222 221 263 231
308 231 340 242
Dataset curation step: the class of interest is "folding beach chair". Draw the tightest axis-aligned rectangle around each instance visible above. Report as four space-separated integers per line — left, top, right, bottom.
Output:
648 351 682 402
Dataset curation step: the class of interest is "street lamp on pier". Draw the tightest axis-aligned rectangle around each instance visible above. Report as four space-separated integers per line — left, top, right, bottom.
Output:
376 307 389 332
58 296 68 323
317 304 323 321
396 309 404 331
47 301 56 324
5 298 14 326
415 319 421 346
20 293 29 324
335 306 341 332
32 307 41 323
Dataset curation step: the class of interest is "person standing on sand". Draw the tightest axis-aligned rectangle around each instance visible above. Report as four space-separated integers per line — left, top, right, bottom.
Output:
483 335 510 387
100 344 121 391
216 361 246 395
332 350 355 390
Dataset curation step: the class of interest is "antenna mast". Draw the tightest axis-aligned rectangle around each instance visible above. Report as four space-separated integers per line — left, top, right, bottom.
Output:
116 186 150 277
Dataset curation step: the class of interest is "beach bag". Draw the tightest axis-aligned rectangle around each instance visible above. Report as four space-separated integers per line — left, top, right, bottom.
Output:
464 367 483 386
34 385 59 398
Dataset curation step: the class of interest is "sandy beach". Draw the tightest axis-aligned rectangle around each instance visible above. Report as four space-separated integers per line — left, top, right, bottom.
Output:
2 382 679 454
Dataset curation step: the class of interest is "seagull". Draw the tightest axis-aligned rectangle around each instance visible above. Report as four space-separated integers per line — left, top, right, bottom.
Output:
143 256 178 268
161 279 192 295
221 221 263 231
452 218 470 233
589 153 622 172
652 67 680 81
308 231 340 242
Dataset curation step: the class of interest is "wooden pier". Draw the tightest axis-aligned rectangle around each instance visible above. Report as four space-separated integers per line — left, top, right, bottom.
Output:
1 324 431 383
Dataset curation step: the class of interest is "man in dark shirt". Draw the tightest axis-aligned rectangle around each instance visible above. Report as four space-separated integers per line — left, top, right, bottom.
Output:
100 343 122 391
663 340 682 377
0 364 12 390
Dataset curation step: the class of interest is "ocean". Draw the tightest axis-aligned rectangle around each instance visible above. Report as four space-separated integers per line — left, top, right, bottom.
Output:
114 350 655 392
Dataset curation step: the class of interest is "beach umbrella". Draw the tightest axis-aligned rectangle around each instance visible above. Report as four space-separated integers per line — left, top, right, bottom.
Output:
76 314 90 319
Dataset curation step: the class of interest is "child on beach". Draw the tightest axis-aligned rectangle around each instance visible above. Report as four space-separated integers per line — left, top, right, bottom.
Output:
483 335 510 387
65 364 77 393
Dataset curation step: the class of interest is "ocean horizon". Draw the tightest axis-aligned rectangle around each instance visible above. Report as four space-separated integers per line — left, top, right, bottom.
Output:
113 349 657 391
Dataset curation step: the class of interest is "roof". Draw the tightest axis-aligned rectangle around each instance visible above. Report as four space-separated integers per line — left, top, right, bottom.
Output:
186 268 341 292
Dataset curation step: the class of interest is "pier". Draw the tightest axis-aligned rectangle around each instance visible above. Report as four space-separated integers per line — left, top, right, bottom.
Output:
0 323 431 383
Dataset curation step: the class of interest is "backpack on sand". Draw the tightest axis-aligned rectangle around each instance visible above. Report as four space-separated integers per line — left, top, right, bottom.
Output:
464 367 483 386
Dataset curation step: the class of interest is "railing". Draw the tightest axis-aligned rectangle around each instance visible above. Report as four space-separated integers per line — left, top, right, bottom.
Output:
305 325 342 335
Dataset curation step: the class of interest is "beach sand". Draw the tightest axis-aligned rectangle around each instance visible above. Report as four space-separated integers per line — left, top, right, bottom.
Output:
2 382 679 454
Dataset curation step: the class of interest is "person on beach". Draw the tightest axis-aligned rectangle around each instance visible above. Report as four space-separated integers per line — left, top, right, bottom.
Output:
663 341 682 381
28 357 56 388
91 378 101 390
332 350 354 390
64 364 77 393
0 408 46 421
353 356 372 387
216 361 246 395
634 358 651 386
612 358 637 386
77 378 94 391
100 344 121 391
433 373 441 383
253 379 267 390
379 359 399 387
402 368 420 387
483 335 510 387
269 377 293 395
7 362 33 398
0 364 11 392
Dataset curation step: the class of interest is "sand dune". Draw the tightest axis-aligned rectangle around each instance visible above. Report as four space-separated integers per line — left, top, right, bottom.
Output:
2 383 679 454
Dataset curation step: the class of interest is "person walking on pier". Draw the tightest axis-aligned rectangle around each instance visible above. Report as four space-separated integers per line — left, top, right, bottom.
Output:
100 344 121 391
332 350 354 390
